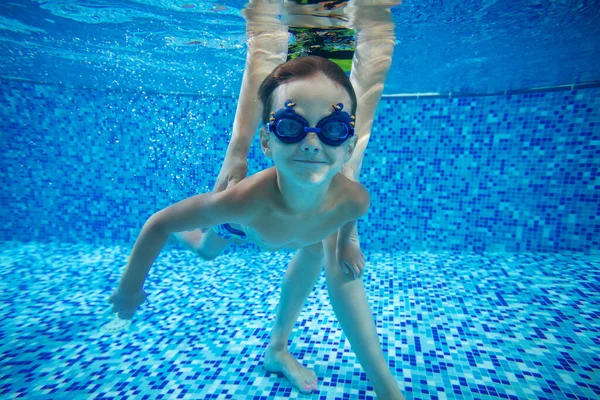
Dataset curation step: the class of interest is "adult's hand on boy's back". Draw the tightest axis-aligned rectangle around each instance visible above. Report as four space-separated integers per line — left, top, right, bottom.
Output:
213 152 248 192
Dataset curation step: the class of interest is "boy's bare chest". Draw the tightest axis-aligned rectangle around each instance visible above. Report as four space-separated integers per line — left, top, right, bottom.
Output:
245 208 344 251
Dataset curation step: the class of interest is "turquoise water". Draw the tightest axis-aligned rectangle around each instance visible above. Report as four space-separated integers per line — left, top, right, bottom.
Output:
1 79 599 399
1 1 599 399
0 0 599 94
2 242 598 399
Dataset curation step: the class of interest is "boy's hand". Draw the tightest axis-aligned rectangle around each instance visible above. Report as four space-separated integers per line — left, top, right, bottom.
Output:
108 287 147 320
337 238 365 279
213 153 248 192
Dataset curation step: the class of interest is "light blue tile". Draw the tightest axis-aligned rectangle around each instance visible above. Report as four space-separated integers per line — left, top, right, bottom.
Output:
0 242 599 399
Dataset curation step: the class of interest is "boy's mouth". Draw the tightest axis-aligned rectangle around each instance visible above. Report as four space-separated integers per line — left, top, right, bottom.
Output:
294 159 326 164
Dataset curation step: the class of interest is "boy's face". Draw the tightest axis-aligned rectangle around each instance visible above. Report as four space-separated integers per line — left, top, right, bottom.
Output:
260 73 356 186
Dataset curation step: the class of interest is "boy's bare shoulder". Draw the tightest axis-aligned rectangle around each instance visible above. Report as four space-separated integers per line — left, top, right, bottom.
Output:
205 168 276 226
335 174 370 218
221 167 277 207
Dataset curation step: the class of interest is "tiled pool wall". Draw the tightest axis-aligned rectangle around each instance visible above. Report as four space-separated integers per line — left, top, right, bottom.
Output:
1 79 598 253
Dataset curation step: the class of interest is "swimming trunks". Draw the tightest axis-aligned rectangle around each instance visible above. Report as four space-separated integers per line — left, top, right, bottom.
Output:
287 26 356 73
212 223 248 241
293 0 348 8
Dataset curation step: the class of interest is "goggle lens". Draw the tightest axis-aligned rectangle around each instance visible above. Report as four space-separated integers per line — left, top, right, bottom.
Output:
276 119 304 138
276 119 349 142
267 100 355 146
320 121 348 140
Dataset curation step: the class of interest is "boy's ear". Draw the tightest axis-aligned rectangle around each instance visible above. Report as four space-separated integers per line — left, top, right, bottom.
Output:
260 127 273 159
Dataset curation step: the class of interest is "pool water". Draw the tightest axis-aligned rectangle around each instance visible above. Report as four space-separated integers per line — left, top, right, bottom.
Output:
1 1 600 400
1 241 598 399
1 0 599 95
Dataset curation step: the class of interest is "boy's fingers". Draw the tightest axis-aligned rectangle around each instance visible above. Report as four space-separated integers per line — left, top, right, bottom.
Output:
348 264 356 276
340 260 363 279
339 260 348 274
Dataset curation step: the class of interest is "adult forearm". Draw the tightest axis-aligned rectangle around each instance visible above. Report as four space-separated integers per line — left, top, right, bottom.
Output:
228 0 288 157
343 2 396 181
119 218 170 294
227 70 267 157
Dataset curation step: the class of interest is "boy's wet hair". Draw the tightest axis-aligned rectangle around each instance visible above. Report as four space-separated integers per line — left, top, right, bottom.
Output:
258 56 358 124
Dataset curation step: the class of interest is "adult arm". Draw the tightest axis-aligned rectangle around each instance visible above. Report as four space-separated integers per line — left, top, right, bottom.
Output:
342 0 398 181
214 0 289 191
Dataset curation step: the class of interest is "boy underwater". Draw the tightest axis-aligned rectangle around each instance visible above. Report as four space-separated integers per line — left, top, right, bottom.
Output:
109 56 404 399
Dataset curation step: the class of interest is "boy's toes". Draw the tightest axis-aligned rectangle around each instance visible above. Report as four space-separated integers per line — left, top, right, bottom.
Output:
300 384 314 394
301 375 317 392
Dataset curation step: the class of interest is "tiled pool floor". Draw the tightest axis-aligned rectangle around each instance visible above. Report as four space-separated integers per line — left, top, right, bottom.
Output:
1 241 598 399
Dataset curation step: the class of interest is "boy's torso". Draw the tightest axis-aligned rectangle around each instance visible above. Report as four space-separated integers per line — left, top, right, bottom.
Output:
232 168 359 251
243 204 344 251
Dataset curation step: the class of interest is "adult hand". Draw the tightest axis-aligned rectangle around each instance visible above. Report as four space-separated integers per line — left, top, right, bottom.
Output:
213 152 248 192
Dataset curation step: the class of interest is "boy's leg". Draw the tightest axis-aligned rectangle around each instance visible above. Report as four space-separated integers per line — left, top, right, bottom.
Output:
173 229 231 260
323 234 404 399
264 242 324 393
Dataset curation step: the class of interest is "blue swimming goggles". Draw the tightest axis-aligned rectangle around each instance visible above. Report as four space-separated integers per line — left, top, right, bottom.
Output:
266 99 355 147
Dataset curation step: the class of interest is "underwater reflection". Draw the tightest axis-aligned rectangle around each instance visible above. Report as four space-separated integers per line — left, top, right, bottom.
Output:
241 0 399 75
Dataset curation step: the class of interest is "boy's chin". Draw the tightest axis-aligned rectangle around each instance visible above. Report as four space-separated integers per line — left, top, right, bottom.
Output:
293 170 335 185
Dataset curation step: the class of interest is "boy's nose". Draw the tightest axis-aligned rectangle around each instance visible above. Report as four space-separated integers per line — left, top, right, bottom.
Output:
301 132 321 152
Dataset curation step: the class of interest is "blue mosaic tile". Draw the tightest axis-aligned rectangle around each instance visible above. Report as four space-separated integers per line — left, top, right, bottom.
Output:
361 90 599 253
1 80 598 252
0 242 599 399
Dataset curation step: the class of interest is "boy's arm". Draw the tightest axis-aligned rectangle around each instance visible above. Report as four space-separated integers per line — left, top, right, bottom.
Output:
336 185 370 278
118 190 250 295
337 219 359 249
337 184 370 247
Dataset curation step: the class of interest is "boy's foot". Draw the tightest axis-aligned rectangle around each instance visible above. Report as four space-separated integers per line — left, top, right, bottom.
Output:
263 345 318 394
